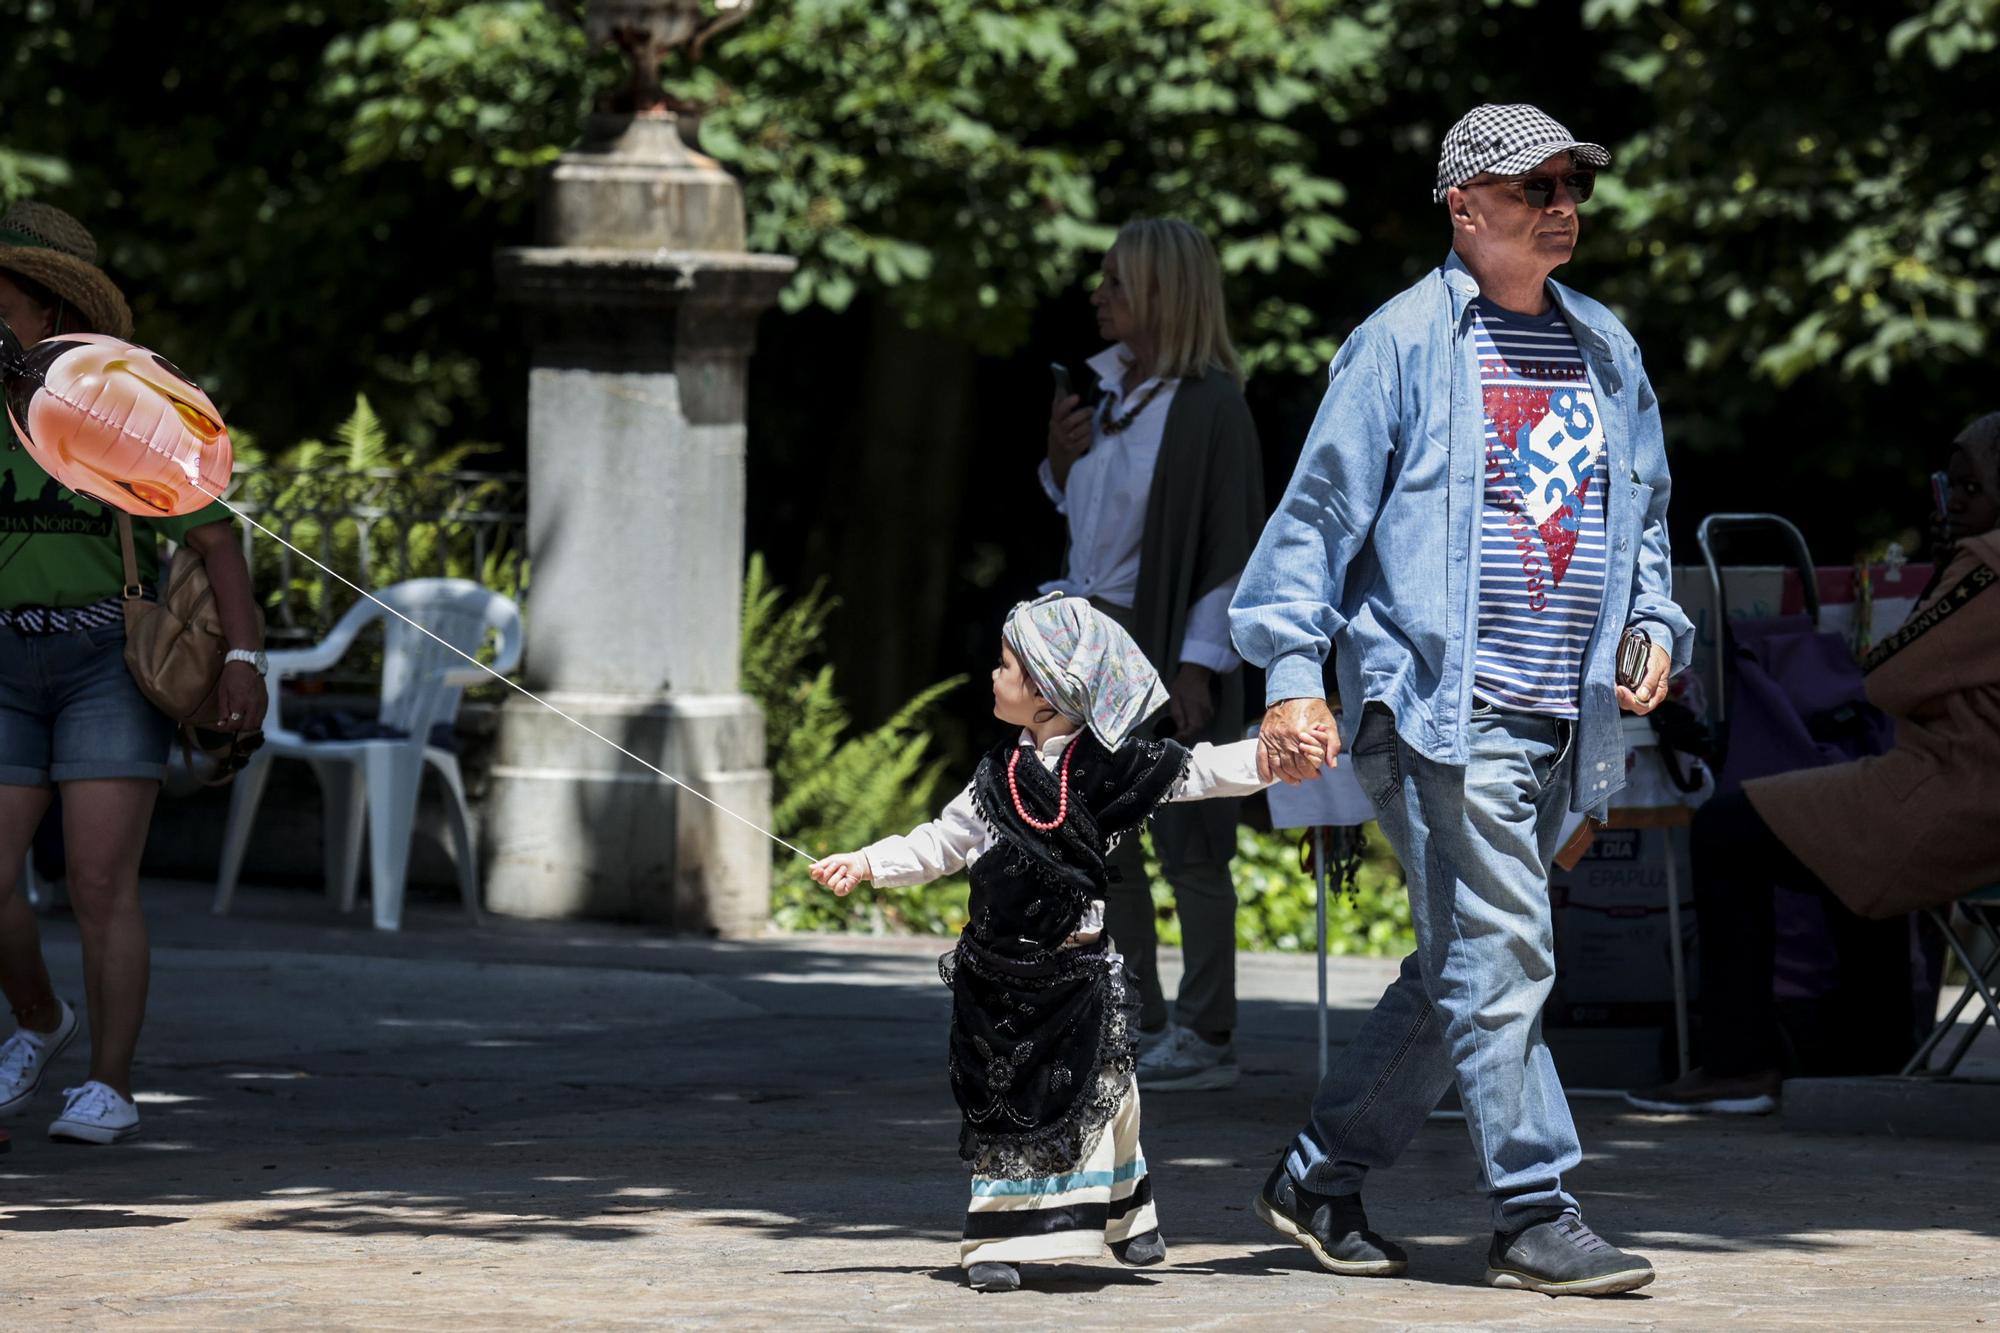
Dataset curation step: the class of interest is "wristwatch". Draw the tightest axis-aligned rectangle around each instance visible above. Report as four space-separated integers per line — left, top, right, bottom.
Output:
224 648 269 677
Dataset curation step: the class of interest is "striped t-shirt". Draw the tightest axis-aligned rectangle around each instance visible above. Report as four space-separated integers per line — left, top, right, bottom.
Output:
1471 297 1609 718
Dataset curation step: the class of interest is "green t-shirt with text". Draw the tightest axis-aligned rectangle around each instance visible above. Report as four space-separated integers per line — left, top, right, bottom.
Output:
0 434 231 610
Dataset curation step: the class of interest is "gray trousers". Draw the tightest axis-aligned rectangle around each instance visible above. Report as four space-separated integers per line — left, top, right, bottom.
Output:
1103 794 1240 1038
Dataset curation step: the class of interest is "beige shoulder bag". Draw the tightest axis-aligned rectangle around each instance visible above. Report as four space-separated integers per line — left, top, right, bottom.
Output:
115 513 265 779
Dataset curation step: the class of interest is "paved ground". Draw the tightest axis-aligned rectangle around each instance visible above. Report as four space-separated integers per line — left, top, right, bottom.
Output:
2 880 1996 1329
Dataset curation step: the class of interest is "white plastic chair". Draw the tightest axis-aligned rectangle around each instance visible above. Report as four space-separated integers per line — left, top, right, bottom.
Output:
214 578 523 931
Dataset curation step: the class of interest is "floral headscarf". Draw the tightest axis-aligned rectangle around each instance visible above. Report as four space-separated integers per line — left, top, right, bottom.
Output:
1001 593 1168 750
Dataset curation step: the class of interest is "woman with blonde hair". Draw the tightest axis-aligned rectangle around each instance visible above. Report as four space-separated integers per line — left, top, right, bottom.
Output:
1040 217 1263 1091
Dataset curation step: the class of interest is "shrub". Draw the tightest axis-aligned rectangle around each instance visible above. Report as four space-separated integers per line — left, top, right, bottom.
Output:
741 555 971 934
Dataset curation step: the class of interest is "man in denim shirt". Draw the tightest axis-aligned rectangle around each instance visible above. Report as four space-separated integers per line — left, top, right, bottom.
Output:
1231 104 1694 1297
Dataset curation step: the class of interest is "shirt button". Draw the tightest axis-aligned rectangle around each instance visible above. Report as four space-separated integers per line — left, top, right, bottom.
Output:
1596 761 1607 772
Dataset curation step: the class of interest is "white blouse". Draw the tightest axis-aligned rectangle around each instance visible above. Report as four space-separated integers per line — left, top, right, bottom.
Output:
862 730 1268 943
1037 344 1240 673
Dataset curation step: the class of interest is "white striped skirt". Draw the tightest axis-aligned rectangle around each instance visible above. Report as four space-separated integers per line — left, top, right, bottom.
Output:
960 1077 1157 1266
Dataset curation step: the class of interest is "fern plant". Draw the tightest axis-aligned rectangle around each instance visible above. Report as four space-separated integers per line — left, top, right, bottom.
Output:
740 554 971 934
232 395 525 680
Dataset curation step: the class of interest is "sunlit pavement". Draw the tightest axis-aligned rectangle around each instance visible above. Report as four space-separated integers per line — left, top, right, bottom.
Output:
1 879 1993 1329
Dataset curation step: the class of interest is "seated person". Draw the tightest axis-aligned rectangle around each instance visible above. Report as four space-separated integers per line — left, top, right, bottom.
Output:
1629 413 2000 1113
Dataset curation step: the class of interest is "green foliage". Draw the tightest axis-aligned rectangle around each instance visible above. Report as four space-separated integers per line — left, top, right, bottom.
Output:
0 0 600 446
1586 0 2000 390
1146 824 1414 956
320 2 605 197
673 0 1390 370
233 395 524 665
740 554 972 934
0 146 68 204
8 0 1994 477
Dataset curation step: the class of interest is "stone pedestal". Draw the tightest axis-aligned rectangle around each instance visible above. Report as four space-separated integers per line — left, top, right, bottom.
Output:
484 113 793 934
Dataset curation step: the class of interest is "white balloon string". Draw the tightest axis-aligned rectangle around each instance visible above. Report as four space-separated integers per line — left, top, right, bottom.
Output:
187 478 816 863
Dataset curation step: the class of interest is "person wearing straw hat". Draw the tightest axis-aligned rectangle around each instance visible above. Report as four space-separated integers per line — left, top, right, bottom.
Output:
0 200 267 1145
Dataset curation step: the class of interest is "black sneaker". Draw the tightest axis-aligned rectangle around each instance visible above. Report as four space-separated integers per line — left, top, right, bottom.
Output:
1254 1162 1407 1276
1485 1213 1655 1296
965 1261 1020 1292
1111 1229 1167 1266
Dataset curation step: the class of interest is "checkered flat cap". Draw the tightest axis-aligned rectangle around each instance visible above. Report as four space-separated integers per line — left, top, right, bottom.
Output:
1433 103 1610 202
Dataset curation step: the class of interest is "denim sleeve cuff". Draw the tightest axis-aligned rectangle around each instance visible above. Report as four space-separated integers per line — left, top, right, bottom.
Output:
1263 651 1327 707
1628 617 1671 655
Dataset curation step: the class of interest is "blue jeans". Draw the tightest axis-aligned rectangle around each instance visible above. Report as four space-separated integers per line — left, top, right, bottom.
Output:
1286 702 1581 1232
0 623 173 786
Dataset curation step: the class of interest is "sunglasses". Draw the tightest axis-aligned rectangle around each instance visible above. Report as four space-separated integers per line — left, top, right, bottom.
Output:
187 725 265 782
1471 171 1597 208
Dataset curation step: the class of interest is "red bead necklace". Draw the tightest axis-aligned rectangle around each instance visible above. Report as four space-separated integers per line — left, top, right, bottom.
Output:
1007 735 1078 831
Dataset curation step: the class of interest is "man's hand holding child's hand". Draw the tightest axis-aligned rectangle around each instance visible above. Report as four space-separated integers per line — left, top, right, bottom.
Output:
1256 701 1334 786
810 851 872 896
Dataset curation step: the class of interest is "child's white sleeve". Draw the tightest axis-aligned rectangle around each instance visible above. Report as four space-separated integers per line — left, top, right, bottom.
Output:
1168 738 1268 802
860 781 990 886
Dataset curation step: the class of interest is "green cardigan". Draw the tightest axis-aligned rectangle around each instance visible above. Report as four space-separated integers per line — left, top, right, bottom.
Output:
1128 366 1265 742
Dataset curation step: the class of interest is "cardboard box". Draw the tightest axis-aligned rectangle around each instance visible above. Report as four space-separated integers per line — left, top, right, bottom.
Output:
1547 826 1696 1029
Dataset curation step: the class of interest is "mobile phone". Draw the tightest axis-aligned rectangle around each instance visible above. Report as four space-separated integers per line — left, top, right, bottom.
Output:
1616 630 1650 691
1931 470 1952 520
1050 362 1073 401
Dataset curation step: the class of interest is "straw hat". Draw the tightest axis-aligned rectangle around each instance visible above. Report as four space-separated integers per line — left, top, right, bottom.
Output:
0 200 133 340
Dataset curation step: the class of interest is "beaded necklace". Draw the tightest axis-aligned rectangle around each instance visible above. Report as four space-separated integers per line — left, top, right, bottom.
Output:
1007 733 1080 832
1096 376 1171 436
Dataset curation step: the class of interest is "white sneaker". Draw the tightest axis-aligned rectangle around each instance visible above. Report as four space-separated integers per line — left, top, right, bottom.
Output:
0 998 79 1117
1137 1024 1239 1091
49 1080 140 1145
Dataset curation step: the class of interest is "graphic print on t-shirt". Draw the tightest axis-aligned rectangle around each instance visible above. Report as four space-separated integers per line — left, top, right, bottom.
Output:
0 471 112 536
1487 385 1599 583
1471 298 1609 718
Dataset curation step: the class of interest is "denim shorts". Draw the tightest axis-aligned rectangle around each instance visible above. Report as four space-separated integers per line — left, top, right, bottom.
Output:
0 623 173 785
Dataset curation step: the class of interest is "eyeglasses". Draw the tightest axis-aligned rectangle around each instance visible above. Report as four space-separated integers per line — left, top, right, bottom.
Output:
1468 171 1597 208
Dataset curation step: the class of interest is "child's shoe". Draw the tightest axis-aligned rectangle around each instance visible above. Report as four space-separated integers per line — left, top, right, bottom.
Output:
966 1261 1020 1292
1111 1229 1167 1266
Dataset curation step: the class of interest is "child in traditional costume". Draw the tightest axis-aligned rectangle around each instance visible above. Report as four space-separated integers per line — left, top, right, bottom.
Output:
810 593 1319 1292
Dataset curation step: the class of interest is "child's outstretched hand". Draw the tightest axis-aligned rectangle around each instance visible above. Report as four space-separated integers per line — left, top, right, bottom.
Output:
810 851 872 897
1295 723 1332 772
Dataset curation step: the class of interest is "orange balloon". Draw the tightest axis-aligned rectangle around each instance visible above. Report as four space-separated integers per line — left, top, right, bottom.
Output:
1 329 233 518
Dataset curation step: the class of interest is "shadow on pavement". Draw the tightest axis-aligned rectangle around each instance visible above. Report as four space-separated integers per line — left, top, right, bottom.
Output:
0 875 1993 1325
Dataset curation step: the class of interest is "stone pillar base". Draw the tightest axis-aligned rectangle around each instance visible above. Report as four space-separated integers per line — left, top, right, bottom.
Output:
482 691 771 935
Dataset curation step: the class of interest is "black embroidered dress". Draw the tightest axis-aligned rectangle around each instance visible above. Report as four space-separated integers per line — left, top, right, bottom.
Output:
942 730 1191 1180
